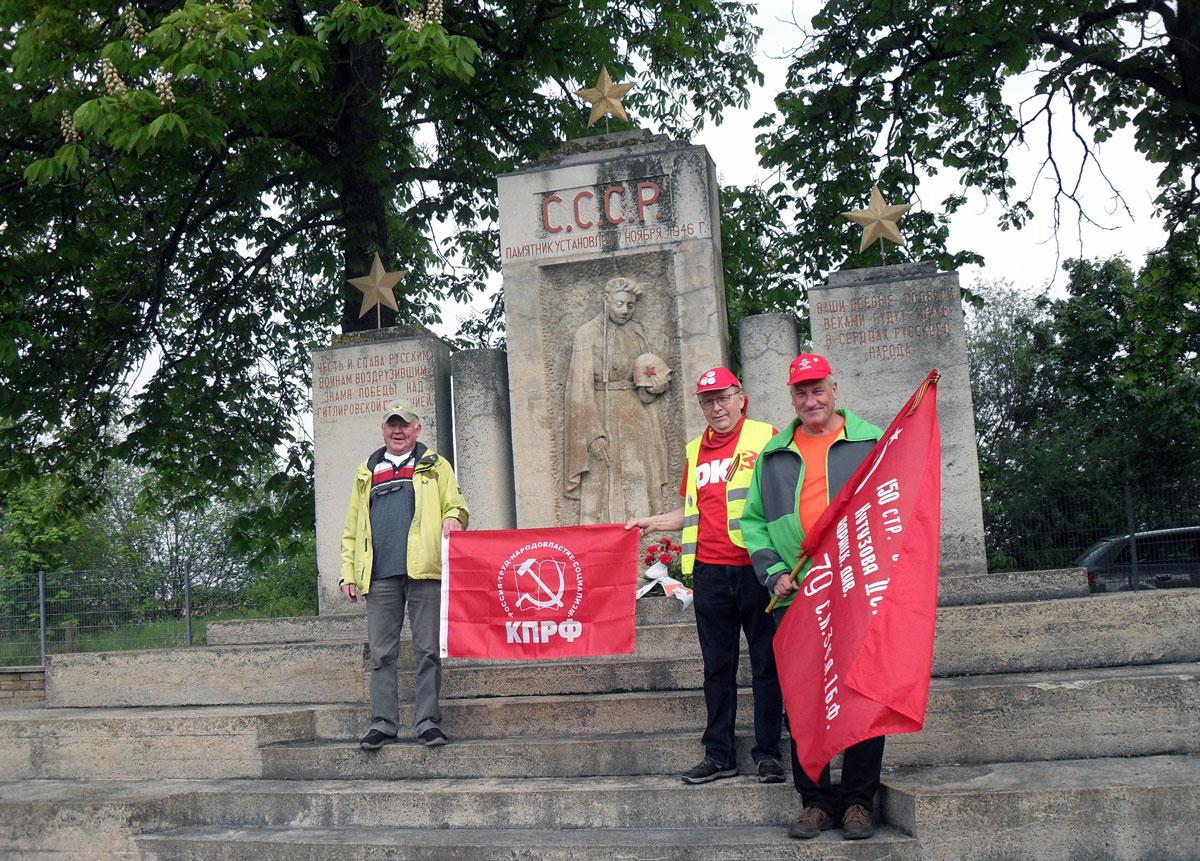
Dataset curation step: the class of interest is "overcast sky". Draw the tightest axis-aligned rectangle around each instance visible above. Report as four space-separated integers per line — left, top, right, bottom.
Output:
432 1 1168 337
693 1 1168 294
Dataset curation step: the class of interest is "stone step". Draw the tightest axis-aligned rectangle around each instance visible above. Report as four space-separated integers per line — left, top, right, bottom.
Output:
0 777 214 859
933 588 1200 675
936 567 1088 606
0 775 805 859
0 690 723 782
307 689 724 742
136 824 919 860
205 568 1090 646
7 754 1191 860
882 755 1200 861
10 660 1196 783
891 661 1200 767
0 704 315 780
265 662 1200 779
207 595 697 645
44 641 367 708
44 590 1199 709
188 775 792 829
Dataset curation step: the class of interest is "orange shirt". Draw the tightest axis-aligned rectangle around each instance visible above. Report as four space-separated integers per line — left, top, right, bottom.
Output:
791 417 845 535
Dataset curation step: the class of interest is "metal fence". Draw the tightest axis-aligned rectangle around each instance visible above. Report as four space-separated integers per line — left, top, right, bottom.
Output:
0 568 253 667
3 481 1195 666
984 481 1200 591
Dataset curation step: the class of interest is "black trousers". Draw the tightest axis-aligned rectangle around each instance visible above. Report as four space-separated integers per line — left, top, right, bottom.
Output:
773 600 885 814
790 734 886 815
692 561 783 766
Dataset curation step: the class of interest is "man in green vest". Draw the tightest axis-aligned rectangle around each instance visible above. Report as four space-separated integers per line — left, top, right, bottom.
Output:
626 367 783 785
741 354 885 841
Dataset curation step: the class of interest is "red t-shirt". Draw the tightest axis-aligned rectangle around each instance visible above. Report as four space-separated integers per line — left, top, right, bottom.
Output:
679 417 771 566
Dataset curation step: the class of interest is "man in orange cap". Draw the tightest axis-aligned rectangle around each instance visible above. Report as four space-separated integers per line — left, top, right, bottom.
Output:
627 367 784 785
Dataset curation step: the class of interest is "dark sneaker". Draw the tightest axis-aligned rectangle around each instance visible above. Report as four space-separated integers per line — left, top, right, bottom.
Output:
680 757 738 785
418 727 449 747
359 729 397 751
756 757 785 784
841 804 876 840
788 806 834 839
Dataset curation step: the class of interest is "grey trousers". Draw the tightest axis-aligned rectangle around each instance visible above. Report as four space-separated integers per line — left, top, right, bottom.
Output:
364 576 442 736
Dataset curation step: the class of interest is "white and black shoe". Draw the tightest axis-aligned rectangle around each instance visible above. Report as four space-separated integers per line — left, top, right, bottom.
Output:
681 757 738 785
756 757 785 783
418 727 449 747
359 729 397 751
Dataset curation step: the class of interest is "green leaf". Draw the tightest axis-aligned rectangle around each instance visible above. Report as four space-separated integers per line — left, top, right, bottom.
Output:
22 158 54 185
147 114 170 138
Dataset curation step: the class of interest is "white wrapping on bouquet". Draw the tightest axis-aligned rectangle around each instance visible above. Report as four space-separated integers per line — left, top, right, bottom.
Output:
635 560 693 608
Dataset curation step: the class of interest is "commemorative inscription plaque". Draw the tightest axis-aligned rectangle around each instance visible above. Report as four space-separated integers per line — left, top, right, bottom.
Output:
312 329 452 614
809 262 987 576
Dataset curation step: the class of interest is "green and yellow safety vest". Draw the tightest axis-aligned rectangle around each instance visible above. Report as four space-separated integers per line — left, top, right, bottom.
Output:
680 418 775 576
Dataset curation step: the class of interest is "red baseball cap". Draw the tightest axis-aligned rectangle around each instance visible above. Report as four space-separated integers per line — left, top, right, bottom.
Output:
786 353 833 386
694 366 741 394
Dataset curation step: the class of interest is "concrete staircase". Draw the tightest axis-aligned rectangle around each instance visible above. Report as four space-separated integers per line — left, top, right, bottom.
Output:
1 572 1197 859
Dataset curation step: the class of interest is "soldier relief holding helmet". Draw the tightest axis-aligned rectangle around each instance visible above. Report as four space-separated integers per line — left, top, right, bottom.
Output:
563 276 672 524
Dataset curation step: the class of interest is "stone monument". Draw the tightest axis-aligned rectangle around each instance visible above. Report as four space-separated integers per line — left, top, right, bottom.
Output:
451 348 517 531
738 313 800 431
809 261 987 576
312 327 453 614
497 131 731 527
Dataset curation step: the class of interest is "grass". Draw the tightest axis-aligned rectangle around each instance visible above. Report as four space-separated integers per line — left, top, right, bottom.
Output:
0 607 315 667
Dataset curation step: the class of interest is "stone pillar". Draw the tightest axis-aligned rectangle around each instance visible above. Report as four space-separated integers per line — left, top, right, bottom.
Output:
809 262 987 576
497 130 730 527
451 348 516 531
739 313 798 431
312 328 453 614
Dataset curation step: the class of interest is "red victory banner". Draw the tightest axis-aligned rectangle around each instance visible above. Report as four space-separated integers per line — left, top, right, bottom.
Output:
440 523 639 660
775 370 942 781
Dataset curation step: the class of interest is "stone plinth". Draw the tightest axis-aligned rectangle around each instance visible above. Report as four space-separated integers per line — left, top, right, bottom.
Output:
738 313 798 431
809 262 986 576
451 348 516 530
498 131 729 527
313 330 452 614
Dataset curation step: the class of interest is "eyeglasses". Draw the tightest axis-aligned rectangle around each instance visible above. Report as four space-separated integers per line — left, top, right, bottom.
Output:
698 390 742 411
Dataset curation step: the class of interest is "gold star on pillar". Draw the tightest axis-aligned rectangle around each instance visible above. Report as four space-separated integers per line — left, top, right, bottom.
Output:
841 185 912 253
349 252 403 320
575 66 634 128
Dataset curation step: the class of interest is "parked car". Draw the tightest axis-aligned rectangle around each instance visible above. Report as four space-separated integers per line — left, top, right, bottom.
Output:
1078 526 1200 593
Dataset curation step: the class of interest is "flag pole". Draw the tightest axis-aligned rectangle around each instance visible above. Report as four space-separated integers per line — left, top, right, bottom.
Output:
765 552 809 614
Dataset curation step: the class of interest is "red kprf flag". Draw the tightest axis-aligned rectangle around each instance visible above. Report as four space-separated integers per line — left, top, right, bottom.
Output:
775 370 942 781
440 523 638 659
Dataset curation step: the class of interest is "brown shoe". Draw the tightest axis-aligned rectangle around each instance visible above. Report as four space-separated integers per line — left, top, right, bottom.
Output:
787 806 834 839
841 804 875 840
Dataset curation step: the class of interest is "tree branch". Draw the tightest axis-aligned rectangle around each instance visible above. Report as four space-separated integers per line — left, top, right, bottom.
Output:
1034 26 1189 105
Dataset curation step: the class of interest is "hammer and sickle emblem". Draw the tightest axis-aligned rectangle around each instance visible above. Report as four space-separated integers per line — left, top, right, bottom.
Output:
514 557 566 610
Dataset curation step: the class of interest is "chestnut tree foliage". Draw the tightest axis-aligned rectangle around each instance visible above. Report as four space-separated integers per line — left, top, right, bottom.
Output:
755 0 1200 287
0 0 761 528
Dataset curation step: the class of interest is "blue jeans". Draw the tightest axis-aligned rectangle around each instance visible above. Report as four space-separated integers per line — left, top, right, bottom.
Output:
692 561 783 766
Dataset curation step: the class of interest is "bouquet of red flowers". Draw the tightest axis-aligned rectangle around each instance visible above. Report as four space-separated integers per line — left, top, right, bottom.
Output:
641 536 689 588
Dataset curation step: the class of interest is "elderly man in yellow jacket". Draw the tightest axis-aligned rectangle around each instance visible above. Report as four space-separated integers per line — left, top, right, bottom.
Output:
340 400 469 751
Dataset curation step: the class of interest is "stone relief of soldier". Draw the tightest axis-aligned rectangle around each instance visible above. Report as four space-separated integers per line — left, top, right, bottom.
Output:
564 276 672 523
